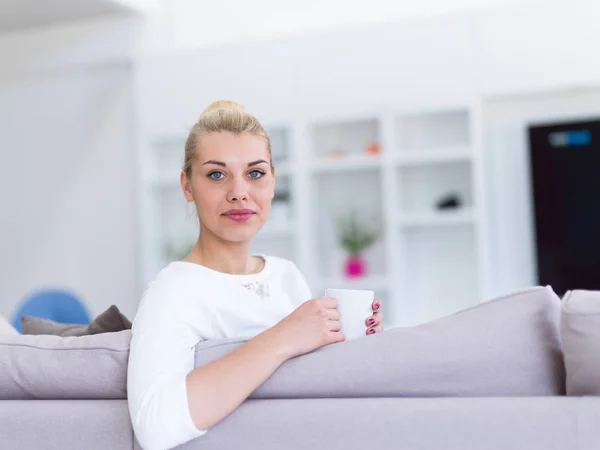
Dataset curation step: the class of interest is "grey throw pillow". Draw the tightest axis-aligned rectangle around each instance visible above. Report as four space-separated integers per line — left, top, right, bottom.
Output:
0 330 131 400
561 290 600 396
21 305 132 336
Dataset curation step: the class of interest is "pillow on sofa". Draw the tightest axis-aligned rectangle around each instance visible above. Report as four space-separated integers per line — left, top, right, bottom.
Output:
0 285 564 400
21 305 132 336
195 285 565 398
560 290 600 396
0 314 18 336
0 330 131 400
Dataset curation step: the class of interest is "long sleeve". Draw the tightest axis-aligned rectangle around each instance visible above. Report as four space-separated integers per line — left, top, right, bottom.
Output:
127 279 214 450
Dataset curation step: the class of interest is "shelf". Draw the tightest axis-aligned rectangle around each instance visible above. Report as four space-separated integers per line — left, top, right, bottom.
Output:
266 126 290 167
311 154 382 173
395 146 472 167
312 118 380 159
395 109 470 152
398 160 473 214
398 209 477 228
311 168 384 280
402 225 479 323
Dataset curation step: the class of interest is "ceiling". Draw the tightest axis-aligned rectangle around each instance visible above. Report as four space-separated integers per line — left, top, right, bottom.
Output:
0 0 136 33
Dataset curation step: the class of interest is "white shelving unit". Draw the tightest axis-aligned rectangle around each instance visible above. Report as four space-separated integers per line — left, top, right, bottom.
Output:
398 208 477 228
389 106 489 325
139 101 490 329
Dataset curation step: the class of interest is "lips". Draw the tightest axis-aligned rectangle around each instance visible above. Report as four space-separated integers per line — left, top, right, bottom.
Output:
223 209 255 222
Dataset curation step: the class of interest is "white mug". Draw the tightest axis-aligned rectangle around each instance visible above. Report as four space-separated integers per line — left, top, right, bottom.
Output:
325 288 374 341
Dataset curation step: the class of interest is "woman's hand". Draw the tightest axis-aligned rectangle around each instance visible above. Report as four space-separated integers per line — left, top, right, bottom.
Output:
267 297 345 361
366 298 384 335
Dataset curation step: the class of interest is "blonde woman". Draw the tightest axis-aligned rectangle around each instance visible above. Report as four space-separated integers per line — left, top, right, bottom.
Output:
127 101 384 450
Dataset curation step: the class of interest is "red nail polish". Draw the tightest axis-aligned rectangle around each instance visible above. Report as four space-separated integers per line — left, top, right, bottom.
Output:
369 329 375 334
369 318 375 325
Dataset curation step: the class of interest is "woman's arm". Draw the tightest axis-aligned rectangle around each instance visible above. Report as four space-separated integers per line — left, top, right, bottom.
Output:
185 296 345 431
185 327 287 429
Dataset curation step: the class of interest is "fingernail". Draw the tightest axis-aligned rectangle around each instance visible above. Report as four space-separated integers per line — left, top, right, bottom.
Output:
369 328 375 334
374 302 380 309
369 318 375 325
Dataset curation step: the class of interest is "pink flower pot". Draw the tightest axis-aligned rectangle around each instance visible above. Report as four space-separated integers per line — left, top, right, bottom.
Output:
344 255 367 278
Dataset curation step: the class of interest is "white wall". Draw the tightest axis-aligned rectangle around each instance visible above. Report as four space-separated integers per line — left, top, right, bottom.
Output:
475 1 600 95
135 0 600 131
0 17 139 319
165 0 545 50
135 13 477 134
0 16 139 75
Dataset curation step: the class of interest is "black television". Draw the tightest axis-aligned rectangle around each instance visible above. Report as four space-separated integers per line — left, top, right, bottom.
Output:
528 118 600 296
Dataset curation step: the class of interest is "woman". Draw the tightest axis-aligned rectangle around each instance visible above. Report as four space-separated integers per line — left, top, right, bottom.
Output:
127 100 384 450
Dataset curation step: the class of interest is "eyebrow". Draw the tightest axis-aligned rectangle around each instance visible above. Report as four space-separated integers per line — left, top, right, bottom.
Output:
202 159 269 167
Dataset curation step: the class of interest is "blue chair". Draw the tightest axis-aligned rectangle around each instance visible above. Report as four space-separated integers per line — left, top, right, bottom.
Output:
11 289 91 333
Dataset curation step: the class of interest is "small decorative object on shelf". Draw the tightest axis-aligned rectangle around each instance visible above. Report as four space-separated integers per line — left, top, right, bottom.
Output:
328 148 347 159
436 193 462 210
365 142 381 156
336 210 380 279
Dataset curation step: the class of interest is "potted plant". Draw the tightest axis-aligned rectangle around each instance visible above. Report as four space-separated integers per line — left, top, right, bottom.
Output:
336 210 379 278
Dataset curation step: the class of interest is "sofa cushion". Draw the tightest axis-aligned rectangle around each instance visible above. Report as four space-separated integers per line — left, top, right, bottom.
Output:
176 397 600 450
0 330 130 400
194 285 565 398
561 290 600 396
0 286 564 400
22 305 132 337
0 400 134 450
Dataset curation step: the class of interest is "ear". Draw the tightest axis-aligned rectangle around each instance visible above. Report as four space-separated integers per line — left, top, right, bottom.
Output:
181 171 194 202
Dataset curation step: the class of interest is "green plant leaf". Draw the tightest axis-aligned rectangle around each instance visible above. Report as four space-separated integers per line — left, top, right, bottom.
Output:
335 209 379 255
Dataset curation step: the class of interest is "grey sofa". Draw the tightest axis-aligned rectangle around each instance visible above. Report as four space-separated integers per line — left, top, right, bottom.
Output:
2 286 600 450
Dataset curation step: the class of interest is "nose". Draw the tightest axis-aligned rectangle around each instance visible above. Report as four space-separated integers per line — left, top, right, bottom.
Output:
227 176 249 203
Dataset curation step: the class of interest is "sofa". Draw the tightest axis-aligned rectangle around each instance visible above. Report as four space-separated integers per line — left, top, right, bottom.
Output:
1 286 600 450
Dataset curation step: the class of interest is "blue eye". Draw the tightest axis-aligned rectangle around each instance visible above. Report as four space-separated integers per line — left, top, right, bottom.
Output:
248 170 265 179
208 171 224 180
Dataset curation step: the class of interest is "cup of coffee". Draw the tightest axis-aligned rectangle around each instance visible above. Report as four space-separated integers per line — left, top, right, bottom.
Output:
325 288 374 341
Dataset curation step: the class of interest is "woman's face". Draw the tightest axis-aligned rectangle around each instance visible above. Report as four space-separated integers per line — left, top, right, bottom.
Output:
182 131 275 243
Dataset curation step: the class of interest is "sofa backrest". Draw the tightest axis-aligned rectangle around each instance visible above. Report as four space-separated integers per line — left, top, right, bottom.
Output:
0 286 568 400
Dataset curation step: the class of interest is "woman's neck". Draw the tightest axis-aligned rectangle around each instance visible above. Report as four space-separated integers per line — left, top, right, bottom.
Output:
184 233 262 275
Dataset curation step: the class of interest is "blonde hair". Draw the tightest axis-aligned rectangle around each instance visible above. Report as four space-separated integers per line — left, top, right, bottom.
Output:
183 100 273 178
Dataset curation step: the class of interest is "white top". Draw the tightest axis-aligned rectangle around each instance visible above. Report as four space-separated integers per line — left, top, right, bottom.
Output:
127 255 312 450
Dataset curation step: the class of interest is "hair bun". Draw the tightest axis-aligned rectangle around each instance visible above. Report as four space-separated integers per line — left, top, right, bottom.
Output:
200 100 246 118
